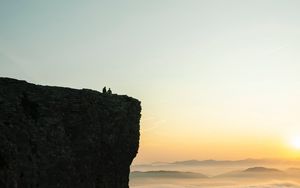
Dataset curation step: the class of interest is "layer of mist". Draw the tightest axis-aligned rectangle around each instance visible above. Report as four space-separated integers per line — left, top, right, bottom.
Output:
130 159 300 188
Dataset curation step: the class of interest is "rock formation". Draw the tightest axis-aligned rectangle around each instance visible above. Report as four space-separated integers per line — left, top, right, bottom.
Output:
0 77 141 188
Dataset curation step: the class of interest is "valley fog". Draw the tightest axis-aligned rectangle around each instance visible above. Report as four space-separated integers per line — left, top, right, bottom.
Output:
130 159 300 188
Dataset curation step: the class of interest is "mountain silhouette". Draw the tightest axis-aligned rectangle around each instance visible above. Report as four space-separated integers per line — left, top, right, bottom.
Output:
216 166 284 179
243 167 281 173
130 170 207 179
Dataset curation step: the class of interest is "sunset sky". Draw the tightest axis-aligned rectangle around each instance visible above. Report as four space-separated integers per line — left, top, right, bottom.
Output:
1 0 300 164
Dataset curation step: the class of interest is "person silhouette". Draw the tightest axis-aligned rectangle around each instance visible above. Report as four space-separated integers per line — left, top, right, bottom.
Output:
107 88 112 94
102 86 107 93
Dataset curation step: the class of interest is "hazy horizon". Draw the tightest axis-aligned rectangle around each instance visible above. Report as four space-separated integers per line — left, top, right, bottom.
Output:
130 158 300 188
132 157 300 165
1 0 300 165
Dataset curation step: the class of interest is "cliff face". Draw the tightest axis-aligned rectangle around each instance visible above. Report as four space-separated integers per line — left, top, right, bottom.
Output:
0 78 141 188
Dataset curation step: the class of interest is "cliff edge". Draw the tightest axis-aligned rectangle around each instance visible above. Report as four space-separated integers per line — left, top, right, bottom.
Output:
0 78 141 188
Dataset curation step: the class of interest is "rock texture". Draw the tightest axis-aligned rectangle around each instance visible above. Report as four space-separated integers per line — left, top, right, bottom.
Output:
0 78 141 188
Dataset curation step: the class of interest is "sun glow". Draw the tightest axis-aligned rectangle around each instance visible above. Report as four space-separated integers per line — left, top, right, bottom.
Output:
290 136 300 150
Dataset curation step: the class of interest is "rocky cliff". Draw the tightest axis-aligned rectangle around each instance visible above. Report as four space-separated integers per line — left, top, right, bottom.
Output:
0 78 141 188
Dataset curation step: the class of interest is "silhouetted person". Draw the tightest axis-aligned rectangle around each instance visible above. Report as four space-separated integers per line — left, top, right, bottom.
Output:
107 88 112 94
102 86 107 93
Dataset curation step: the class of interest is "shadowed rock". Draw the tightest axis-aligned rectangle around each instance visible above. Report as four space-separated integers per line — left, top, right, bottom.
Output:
0 77 141 188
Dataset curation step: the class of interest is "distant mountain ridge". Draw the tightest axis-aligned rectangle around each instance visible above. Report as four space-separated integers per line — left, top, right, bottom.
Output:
130 167 300 179
243 167 282 173
130 170 207 179
215 166 285 179
134 158 300 167
171 159 266 166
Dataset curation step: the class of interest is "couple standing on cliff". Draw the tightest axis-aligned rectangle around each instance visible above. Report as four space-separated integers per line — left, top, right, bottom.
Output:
102 86 112 94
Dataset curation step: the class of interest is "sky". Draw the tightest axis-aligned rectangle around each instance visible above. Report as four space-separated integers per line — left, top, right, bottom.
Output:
1 0 300 164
